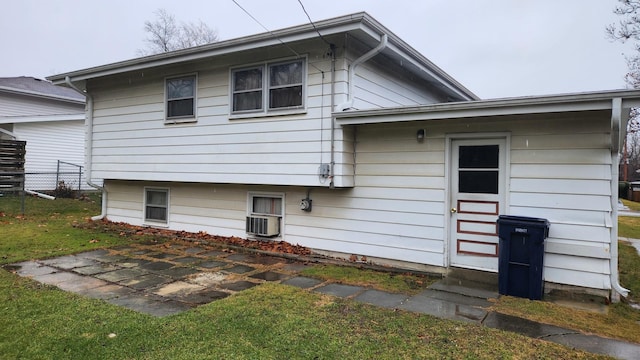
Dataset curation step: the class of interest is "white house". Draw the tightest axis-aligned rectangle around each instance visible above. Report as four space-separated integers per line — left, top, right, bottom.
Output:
48 12 640 300
0 77 87 191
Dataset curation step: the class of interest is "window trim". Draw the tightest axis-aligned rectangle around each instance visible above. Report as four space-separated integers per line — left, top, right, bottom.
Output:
165 73 197 124
230 57 307 118
144 187 170 226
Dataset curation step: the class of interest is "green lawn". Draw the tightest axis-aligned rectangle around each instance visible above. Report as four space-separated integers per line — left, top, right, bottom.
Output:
0 194 621 359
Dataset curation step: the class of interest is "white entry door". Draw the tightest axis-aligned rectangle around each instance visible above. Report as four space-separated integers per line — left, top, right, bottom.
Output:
449 138 506 272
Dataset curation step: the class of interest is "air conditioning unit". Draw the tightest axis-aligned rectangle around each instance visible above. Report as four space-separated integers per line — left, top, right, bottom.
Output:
246 215 280 237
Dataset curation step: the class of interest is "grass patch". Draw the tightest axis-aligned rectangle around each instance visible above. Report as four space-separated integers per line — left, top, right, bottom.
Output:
619 241 640 303
491 295 640 344
621 198 640 211
301 264 437 295
0 192 631 357
491 241 640 344
618 216 640 239
0 194 131 264
0 272 607 359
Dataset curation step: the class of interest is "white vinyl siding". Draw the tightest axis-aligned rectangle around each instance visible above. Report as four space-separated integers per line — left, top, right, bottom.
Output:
0 92 82 116
12 120 88 191
87 38 448 188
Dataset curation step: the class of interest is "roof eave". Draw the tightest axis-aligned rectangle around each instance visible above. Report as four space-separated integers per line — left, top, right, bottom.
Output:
46 12 477 101
334 89 640 125
0 86 85 104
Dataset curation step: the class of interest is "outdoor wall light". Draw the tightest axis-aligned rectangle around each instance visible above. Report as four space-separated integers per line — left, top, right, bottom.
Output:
416 129 425 143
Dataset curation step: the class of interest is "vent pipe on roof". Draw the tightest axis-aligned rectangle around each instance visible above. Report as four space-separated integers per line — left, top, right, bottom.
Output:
336 34 388 111
65 76 106 221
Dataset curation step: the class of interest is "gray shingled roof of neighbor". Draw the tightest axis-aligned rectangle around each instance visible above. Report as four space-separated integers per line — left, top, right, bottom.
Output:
0 76 84 102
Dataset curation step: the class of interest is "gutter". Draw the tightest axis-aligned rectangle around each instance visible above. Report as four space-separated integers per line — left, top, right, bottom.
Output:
64 76 107 221
609 97 630 301
336 34 388 111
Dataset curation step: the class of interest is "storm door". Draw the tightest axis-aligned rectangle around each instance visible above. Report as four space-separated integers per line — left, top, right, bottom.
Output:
449 138 506 271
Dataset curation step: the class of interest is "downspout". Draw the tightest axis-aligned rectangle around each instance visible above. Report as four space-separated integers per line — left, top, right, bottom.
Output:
610 97 630 301
336 34 388 111
331 34 388 187
65 76 106 221
329 44 336 188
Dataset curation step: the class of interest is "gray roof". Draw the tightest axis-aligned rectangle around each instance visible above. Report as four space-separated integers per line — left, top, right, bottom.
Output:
0 76 85 102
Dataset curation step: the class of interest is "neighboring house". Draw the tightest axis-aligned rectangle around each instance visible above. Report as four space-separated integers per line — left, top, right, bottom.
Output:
0 76 87 191
49 12 640 300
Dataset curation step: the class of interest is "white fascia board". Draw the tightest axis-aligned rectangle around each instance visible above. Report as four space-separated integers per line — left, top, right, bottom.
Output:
334 90 640 125
0 113 85 125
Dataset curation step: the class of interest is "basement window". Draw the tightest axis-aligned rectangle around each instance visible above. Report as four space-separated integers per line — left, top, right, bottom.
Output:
144 188 169 224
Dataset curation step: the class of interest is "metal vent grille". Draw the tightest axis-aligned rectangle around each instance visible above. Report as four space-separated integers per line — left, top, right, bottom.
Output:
246 215 280 237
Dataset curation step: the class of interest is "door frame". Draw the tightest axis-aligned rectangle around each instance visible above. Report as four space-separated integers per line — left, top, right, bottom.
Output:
444 132 511 269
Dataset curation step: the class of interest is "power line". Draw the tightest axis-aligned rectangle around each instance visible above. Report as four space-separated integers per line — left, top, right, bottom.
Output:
231 0 302 59
297 0 333 47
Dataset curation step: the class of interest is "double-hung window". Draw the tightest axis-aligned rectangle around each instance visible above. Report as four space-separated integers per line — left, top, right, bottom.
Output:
232 58 305 114
166 75 196 120
144 188 169 224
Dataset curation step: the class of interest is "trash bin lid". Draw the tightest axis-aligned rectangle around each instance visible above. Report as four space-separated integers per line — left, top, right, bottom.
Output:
497 215 549 226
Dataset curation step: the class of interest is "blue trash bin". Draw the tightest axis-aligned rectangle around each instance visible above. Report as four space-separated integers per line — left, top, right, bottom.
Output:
497 215 549 300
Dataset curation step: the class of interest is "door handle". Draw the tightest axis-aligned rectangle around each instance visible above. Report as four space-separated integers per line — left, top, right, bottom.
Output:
451 208 457 213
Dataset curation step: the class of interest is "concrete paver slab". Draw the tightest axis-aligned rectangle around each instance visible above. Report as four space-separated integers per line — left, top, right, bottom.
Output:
178 289 230 305
354 289 407 309
225 265 255 274
250 271 288 281
399 294 487 323
78 284 134 300
281 276 323 289
56 276 110 292
183 247 207 255
72 264 119 276
95 268 150 283
41 255 98 270
314 283 364 298
147 252 177 260
107 294 191 317
77 249 110 259
8 261 57 277
94 254 129 264
186 272 228 287
198 260 228 269
416 289 493 308
32 271 88 286
155 266 200 278
220 281 258 292
117 258 152 268
139 261 174 272
171 256 201 265
120 274 171 290
200 250 227 258
153 281 205 297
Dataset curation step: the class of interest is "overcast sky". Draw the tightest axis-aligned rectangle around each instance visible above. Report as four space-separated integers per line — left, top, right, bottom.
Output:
0 0 634 99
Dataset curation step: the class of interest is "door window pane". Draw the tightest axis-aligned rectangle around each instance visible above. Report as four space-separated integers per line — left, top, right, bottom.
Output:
458 144 499 194
459 170 499 194
459 145 499 169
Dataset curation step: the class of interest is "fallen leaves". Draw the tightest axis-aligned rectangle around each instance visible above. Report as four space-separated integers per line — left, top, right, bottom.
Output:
81 219 312 256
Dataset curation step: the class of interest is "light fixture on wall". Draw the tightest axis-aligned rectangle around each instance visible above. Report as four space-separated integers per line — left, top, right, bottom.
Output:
416 129 425 143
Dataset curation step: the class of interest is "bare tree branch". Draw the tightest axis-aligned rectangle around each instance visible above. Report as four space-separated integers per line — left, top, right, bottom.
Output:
138 8 218 56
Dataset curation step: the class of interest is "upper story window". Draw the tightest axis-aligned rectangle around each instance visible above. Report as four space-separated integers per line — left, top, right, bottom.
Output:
166 75 196 120
232 58 305 115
